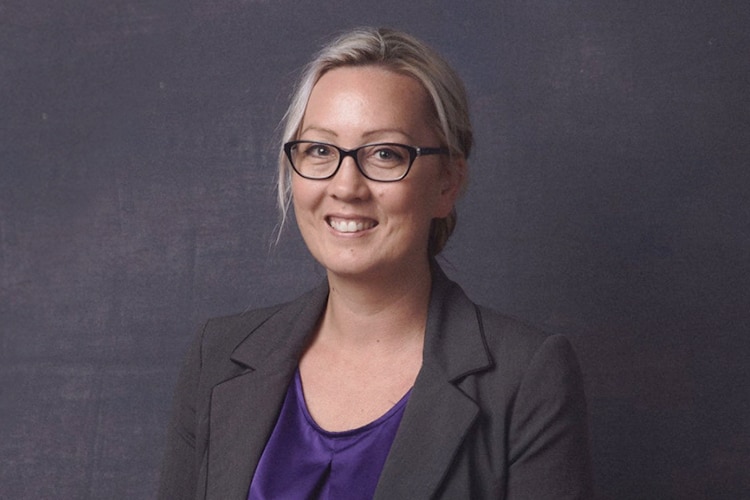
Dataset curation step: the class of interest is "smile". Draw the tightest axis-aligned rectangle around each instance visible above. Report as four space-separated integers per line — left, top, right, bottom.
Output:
327 217 377 233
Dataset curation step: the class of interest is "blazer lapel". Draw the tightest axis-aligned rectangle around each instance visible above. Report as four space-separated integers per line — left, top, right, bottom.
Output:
375 266 493 499
204 283 329 500
374 364 480 499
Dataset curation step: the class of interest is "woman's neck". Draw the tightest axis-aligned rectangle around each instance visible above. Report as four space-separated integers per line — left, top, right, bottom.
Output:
320 259 433 351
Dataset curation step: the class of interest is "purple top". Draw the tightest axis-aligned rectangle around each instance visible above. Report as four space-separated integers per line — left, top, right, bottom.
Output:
247 370 411 500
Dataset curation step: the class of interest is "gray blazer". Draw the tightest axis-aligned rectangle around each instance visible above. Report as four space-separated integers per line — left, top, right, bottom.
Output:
158 266 593 499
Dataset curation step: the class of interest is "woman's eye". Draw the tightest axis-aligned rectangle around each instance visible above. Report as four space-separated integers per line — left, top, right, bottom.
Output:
372 147 404 163
306 144 332 157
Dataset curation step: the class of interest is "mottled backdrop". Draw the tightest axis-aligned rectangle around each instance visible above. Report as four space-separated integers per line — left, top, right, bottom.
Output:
1 0 748 498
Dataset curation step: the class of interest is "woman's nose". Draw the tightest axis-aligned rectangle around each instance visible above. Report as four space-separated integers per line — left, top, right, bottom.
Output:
328 156 370 200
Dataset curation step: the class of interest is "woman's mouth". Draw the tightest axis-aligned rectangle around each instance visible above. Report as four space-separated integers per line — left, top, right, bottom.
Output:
327 217 377 233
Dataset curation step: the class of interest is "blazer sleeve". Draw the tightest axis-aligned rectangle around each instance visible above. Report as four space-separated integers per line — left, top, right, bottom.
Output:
506 334 593 499
157 324 205 500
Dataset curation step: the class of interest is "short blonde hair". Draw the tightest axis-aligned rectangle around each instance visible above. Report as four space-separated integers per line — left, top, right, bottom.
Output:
277 27 472 255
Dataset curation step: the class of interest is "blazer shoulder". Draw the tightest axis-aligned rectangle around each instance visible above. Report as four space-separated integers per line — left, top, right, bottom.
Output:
427 267 564 381
476 305 548 348
473 304 577 375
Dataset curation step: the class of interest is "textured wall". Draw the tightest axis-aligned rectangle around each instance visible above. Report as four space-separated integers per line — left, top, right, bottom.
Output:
2 1 749 498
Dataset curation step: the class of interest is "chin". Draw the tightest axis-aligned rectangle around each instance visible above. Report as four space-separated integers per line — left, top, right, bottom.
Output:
318 250 426 282
318 256 380 279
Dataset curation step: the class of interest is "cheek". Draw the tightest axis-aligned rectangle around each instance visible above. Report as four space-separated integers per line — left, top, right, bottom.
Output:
374 187 413 217
378 184 440 227
291 178 317 213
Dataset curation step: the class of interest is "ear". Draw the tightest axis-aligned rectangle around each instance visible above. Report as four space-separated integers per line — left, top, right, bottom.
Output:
434 156 466 218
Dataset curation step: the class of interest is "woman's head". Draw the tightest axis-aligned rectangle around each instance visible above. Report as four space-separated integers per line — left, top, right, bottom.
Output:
278 27 473 256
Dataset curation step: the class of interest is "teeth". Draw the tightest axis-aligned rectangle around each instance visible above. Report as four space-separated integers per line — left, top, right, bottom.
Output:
328 218 375 233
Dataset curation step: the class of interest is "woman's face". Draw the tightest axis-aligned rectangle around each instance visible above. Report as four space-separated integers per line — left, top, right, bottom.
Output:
291 65 460 281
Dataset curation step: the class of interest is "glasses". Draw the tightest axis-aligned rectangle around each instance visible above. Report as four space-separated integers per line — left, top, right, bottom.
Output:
284 140 449 182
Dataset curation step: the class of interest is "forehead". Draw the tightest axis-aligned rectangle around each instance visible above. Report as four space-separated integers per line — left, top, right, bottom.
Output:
316 64 427 94
302 66 434 139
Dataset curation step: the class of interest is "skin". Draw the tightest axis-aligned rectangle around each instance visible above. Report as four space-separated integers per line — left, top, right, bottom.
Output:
293 65 464 431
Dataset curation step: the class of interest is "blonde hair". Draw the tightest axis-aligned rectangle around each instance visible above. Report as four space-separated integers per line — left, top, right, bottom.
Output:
277 27 472 255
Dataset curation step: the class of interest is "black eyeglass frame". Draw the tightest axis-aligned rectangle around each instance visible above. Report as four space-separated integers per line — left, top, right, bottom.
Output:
283 140 450 182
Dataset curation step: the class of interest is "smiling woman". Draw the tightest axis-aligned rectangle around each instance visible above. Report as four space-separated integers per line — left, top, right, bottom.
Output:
158 28 593 500
290 66 460 285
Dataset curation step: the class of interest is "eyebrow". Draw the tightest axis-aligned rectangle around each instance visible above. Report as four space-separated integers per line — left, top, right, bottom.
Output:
298 126 337 138
298 126 416 143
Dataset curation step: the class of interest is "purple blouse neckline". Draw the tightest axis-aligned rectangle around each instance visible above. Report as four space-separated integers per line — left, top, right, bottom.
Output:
294 369 413 438
247 368 412 500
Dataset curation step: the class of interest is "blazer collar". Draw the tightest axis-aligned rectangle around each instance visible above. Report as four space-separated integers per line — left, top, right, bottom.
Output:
374 263 494 498
230 282 329 369
205 283 328 500
422 263 493 381
228 264 491 379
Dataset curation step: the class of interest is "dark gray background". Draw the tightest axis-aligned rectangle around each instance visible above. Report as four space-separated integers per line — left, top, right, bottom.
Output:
2 0 749 498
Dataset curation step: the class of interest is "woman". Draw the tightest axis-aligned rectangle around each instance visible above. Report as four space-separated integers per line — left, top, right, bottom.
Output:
159 28 593 499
